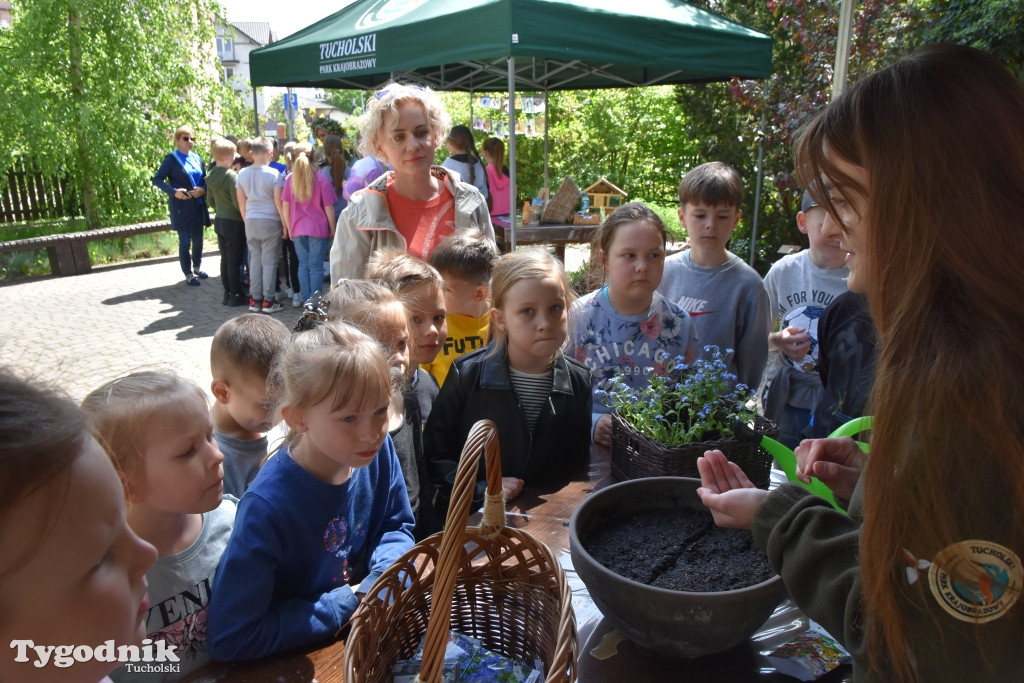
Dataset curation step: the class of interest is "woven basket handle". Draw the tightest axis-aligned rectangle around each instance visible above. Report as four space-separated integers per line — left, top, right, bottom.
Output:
416 419 504 683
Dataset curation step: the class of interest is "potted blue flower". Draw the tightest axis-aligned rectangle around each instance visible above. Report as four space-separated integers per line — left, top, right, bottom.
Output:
599 345 778 488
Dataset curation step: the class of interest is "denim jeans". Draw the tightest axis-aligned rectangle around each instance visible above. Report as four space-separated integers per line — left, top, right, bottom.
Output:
293 235 329 301
777 405 813 450
175 222 205 278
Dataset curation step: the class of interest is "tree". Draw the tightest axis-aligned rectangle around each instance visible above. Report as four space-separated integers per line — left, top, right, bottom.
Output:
434 87 694 215
323 89 365 118
0 0 233 227
217 82 263 139
921 0 1024 80
676 0 931 272
265 93 312 143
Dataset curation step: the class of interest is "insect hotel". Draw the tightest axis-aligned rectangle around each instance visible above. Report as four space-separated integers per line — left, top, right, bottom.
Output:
583 178 628 212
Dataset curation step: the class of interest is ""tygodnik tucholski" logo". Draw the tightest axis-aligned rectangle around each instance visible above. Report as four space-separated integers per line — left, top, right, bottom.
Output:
9 639 180 673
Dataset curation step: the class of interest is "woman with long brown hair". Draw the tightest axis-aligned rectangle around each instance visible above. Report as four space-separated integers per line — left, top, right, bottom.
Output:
697 44 1024 681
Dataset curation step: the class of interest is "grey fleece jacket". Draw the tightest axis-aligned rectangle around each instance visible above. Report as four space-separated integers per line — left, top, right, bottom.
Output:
329 165 494 282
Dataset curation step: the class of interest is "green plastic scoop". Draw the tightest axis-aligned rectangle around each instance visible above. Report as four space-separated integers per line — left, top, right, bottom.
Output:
731 418 855 512
828 415 873 452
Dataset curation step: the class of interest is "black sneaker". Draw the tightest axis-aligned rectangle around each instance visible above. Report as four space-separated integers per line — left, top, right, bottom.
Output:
228 293 248 307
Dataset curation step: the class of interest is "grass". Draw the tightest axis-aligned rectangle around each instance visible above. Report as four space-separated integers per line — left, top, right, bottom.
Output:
0 250 46 279
1 223 216 281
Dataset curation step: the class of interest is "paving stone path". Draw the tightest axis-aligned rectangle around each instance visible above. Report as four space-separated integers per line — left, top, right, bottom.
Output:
0 245 592 402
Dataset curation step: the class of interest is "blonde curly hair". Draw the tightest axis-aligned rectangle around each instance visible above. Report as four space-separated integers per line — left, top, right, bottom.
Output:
358 82 450 162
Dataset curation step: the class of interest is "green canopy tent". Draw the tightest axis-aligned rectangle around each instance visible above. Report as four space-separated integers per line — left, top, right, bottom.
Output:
250 0 772 247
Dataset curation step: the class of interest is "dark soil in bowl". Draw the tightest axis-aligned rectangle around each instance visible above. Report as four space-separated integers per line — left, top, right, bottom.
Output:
583 507 775 591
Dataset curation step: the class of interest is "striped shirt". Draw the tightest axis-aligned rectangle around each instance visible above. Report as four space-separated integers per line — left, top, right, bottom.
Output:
509 367 554 430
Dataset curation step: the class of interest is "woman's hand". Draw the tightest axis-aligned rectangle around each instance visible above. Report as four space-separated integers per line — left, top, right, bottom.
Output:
189 187 206 198
794 437 863 503
696 450 768 529
174 188 189 200
593 414 613 447
502 477 524 500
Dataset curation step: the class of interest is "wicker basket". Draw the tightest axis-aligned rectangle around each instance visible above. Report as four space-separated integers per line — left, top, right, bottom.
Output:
610 411 778 489
344 420 578 683
541 176 582 224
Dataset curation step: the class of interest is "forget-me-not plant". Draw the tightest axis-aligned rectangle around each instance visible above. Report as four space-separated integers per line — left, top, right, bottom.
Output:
599 345 757 446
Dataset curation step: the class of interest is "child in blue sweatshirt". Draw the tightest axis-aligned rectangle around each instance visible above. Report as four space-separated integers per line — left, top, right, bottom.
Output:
208 321 414 661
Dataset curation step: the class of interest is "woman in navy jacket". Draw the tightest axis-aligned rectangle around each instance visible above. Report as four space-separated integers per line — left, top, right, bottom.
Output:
152 125 209 286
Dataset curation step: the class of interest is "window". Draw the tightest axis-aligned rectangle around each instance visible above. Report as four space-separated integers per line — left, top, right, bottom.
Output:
217 35 234 61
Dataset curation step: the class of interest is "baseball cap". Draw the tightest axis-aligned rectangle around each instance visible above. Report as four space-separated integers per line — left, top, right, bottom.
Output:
800 190 819 213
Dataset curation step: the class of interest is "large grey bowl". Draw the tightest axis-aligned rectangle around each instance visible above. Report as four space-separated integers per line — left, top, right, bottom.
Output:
569 476 787 658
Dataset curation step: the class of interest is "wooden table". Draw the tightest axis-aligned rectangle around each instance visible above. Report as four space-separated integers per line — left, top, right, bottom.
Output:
185 446 853 682
492 216 600 262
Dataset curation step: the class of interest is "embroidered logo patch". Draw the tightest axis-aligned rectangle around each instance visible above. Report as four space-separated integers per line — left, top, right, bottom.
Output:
927 540 1021 623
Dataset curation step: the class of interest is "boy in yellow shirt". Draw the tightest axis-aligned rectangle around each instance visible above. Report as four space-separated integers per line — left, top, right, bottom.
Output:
425 229 500 386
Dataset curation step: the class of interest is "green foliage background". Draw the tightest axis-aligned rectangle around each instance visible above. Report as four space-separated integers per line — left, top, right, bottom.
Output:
0 0 246 228
1 0 1020 269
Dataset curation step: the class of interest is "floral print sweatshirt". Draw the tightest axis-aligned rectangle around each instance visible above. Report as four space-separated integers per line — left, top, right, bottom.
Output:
569 287 698 436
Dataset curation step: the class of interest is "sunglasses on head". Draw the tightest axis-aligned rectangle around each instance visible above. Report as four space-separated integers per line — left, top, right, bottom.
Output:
374 84 424 101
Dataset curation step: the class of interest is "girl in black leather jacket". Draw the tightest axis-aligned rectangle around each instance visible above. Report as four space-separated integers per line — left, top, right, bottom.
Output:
425 249 592 517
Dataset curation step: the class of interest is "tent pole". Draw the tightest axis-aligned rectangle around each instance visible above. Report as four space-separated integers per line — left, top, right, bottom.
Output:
749 108 765 268
508 56 517 250
286 86 294 141
543 87 549 194
833 0 855 100
252 86 259 136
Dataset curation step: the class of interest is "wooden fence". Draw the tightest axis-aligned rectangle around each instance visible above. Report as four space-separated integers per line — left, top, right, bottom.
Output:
1 160 80 223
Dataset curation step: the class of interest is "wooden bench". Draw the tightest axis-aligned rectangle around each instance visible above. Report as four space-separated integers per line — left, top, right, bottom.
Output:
0 220 173 276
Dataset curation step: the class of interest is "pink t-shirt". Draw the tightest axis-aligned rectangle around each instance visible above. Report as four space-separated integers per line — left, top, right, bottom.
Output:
486 163 510 217
281 172 338 239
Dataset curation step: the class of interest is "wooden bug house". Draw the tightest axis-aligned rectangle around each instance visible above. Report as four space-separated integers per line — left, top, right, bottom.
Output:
583 178 628 211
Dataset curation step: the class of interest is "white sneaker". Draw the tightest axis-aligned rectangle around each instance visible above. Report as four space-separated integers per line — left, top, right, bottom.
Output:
292 294 303 308
261 300 284 314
